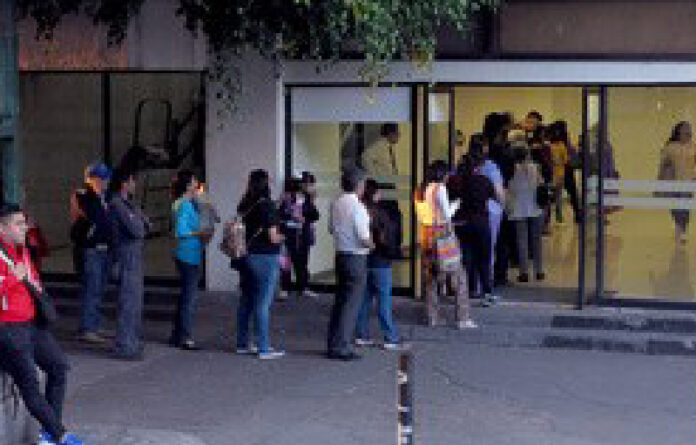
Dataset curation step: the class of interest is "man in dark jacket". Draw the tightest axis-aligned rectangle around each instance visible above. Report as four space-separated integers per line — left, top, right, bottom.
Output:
72 162 113 344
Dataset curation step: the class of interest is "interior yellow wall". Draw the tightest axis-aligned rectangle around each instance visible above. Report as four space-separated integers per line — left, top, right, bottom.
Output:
453 86 582 154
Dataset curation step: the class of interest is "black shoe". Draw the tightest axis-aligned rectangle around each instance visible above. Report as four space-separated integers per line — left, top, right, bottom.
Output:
327 351 361 361
536 272 546 281
518 274 529 283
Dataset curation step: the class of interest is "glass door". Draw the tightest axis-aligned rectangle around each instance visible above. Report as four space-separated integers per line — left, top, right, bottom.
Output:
600 86 696 302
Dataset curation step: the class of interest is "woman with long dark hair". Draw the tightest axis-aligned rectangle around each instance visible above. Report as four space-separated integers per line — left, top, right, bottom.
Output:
235 169 286 359
169 169 209 350
415 161 476 328
354 179 401 349
452 148 498 308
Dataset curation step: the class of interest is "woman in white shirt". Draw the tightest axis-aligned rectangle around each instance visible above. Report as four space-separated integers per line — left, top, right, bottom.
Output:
507 145 545 282
415 161 476 330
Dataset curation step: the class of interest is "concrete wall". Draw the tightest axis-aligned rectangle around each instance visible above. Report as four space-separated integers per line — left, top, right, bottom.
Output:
205 55 284 290
499 0 696 55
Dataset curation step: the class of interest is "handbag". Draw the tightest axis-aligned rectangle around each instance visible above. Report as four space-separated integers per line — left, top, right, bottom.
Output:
0 245 58 328
433 226 461 272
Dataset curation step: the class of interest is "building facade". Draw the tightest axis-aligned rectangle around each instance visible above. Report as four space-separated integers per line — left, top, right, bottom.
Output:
7 0 696 308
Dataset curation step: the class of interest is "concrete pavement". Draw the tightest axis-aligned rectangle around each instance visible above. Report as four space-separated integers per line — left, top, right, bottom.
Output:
46 292 696 445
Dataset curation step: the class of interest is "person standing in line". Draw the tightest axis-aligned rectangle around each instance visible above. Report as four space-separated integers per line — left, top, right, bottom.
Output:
470 134 505 292
483 113 515 286
279 176 320 300
326 169 374 361
169 170 210 350
416 161 476 328
354 179 402 350
550 120 581 223
300 171 320 298
109 169 150 360
73 162 113 345
507 144 545 282
0 203 83 445
235 169 286 359
659 121 696 244
451 151 498 309
549 130 569 224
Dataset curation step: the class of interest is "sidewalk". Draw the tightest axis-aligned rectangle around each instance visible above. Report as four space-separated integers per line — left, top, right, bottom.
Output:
51 291 696 445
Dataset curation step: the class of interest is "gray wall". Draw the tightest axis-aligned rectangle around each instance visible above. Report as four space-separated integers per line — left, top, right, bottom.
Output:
500 0 696 55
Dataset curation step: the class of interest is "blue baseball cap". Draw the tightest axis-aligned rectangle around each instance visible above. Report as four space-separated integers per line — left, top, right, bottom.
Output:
86 162 112 180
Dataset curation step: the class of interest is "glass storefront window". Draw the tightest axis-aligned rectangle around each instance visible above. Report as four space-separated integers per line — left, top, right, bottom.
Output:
605 87 696 301
20 72 205 279
290 87 413 292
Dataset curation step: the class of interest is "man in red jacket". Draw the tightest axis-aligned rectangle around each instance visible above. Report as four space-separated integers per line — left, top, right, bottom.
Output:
0 203 82 445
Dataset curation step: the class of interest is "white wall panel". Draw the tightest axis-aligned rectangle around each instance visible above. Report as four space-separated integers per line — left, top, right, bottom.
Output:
292 87 410 122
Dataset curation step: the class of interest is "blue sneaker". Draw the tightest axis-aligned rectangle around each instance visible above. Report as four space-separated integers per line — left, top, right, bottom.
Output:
57 432 83 445
37 430 53 445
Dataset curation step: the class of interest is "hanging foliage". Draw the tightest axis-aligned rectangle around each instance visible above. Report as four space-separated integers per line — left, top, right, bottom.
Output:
17 0 499 111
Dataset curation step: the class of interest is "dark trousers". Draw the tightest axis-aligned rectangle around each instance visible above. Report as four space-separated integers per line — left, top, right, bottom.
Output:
494 215 514 284
0 325 68 441
281 238 310 293
564 165 580 221
327 253 367 355
170 259 201 344
458 221 493 296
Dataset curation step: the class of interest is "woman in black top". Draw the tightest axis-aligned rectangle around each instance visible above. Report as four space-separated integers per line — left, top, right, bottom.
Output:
354 179 401 348
452 148 498 307
235 169 285 359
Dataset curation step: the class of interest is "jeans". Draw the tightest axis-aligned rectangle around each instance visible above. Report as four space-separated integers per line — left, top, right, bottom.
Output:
327 253 367 355
355 266 398 343
80 247 109 334
0 325 68 441
236 254 281 353
114 244 144 356
170 259 201 344
514 216 543 276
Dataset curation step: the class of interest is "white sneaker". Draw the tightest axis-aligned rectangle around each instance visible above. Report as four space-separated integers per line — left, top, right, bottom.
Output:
258 349 285 360
303 290 319 299
481 294 500 307
277 291 289 301
354 338 375 347
235 345 259 355
381 342 408 351
457 319 479 330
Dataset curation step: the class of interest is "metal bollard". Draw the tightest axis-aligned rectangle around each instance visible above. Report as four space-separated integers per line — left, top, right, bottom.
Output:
397 352 414 445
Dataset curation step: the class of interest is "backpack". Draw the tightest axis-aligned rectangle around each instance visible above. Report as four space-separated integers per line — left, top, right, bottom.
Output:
219 199 265 262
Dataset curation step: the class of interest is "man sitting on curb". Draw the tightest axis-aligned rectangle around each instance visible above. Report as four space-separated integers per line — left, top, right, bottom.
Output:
0 203 83 445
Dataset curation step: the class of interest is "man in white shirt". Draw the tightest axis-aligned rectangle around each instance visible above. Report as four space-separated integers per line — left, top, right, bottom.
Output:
326 169 374 360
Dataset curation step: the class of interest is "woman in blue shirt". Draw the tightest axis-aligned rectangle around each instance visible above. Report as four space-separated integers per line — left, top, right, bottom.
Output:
169 170 210 350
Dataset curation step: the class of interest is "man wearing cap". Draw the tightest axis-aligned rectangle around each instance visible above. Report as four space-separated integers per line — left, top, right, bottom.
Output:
72 162 113 344
0 203 83 445
326 169 374 361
